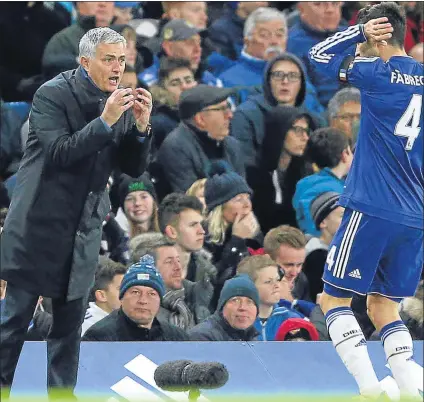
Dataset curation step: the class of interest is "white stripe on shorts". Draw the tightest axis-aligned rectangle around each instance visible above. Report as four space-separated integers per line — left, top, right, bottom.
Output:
333 211 363 279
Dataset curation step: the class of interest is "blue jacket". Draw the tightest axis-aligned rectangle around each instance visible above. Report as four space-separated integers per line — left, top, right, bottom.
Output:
292 168 345 236
139 55 222 88
219 51 267 103
287 20 349 107
254 305 303 341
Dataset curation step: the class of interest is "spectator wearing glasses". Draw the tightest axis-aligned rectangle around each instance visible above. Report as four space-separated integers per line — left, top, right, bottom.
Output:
150 58 197 152
156 85 244 193
230 52 322 169
246 106 316 233
219 7 323 114
328 87 361 143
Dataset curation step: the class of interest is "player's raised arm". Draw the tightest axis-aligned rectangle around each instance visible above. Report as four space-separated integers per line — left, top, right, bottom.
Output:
308 18 393 86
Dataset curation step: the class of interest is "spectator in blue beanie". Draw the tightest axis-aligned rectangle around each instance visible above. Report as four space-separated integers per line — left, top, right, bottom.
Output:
82 254 189 341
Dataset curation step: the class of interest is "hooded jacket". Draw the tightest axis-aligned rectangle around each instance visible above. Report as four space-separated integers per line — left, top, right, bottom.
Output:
246 105 316 232
230 53 320 168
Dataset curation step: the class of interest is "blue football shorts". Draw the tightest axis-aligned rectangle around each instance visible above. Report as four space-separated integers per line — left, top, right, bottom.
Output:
322 208 423 299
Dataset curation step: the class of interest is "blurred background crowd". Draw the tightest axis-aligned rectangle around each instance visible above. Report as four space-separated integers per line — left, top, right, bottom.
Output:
0 1 423 343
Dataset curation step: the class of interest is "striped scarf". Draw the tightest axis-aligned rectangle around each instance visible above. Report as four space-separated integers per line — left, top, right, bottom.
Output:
162 288 195 330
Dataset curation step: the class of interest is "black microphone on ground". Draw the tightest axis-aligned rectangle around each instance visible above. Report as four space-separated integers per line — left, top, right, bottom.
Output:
154 360 229 401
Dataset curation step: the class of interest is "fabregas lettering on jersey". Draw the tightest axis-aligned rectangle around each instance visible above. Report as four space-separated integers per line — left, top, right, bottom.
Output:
391 69 424 86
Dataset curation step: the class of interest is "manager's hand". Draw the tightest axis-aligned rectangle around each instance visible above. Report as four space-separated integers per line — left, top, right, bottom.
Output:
132 88 153 133
101 88 135 127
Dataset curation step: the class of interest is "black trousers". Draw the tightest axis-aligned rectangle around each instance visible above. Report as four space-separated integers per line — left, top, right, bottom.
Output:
0 283 87 399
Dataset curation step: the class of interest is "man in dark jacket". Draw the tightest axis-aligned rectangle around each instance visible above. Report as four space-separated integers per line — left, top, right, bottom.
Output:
155 85 244 193
82 255 189 341
189 274 259 341
0 27 153 399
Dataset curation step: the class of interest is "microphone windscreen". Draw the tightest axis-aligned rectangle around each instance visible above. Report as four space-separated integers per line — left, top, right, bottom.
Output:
183 362 229 389
154 360 193 391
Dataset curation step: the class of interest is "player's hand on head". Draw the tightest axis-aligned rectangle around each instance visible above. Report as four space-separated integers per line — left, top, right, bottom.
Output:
364 17 393 44
132 88 153 132
101 88 134 127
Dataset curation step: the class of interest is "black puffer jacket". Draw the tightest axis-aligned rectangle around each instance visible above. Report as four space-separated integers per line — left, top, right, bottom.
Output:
82 308 189 341
188 311 258 341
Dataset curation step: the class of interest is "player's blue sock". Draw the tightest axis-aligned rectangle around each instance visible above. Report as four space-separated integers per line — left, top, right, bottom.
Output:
380 320 420 398
326 307 382 397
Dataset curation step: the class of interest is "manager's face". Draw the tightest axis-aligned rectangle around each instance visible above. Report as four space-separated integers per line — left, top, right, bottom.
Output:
81 42 126 92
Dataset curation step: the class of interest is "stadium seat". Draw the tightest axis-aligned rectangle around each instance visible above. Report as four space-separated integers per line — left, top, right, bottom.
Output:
3 102 31 121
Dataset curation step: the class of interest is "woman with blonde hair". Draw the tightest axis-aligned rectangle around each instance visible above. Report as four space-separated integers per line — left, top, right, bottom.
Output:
204 162 263 309
186 178 206 210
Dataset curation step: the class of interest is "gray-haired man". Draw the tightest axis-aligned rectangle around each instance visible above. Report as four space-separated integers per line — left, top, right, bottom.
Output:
0 27 153 400
328 87 361 143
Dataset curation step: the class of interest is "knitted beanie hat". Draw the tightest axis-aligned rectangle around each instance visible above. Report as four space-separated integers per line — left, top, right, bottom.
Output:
119 254 165 300
204 161 252 212
310 191 340 230
217 274 260 313
118 172 157 209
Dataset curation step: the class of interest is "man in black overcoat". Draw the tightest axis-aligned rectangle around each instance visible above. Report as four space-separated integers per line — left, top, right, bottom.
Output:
0 27 154 400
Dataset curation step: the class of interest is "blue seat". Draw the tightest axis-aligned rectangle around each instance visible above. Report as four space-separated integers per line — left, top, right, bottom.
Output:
3 102 31 121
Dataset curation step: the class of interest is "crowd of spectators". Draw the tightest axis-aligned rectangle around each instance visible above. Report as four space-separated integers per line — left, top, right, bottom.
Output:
1 1 423 344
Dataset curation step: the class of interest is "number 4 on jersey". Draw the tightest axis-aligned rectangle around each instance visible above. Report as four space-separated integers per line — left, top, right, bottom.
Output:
326 245 337 271
395 94 422 151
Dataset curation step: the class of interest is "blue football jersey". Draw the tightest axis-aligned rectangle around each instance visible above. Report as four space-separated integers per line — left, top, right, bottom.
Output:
309 25 423 229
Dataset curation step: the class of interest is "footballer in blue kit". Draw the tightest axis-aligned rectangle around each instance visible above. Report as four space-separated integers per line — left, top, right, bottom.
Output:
308 2 423 400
